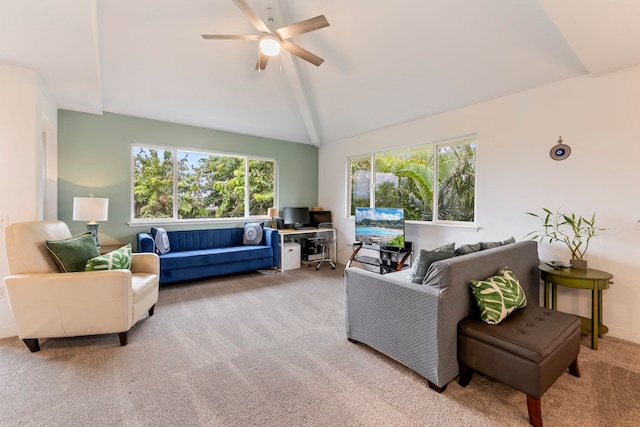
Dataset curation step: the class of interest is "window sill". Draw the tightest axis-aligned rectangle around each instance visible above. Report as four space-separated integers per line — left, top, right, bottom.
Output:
405 220 479 232
346 217 480 232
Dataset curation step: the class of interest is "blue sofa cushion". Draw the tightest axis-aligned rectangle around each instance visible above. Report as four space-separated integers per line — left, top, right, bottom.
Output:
163 228 245 252
159 245 273 270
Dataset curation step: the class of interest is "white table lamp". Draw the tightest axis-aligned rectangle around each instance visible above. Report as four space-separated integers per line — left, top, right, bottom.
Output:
268 207 278 228
73 194 109 250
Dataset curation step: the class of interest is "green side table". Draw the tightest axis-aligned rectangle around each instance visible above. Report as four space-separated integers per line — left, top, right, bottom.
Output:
539 264 613 350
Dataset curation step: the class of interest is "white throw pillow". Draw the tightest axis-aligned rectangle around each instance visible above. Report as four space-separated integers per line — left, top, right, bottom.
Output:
405 253 421 282
243 222 264 245
154 227 171 254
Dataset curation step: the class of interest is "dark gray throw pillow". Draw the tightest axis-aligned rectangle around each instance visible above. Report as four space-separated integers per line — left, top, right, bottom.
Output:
480 240 502 250
455 242 482 256
412 242 455 284
480 236 516 250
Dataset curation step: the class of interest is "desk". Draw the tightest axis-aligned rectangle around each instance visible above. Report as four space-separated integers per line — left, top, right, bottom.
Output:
277 228 336 271
539 264 613 350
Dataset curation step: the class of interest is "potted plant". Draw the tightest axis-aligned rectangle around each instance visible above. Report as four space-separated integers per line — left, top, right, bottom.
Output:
525 208 605 269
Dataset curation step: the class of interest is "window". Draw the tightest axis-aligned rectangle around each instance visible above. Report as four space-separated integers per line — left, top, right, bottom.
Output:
348 138 475 223
133 145 276 221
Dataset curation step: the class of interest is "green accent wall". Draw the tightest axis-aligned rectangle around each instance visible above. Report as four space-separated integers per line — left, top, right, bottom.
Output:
57 110 318 246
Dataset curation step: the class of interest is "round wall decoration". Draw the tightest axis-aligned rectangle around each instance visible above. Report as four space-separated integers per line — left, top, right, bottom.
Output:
550 136 571 161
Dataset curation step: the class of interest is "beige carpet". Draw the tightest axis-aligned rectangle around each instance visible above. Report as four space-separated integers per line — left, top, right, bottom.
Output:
1 265 638 426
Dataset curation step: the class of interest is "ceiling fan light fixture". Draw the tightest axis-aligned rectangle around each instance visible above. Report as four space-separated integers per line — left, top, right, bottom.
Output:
259 34 281 56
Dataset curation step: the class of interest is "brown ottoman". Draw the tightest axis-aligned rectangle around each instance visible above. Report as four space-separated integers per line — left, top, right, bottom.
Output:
458 305 581 427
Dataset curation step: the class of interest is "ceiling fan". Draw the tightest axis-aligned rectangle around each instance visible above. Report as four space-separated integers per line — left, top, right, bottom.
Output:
202 0 329 71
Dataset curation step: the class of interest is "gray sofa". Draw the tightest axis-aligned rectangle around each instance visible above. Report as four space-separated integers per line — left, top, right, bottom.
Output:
344 240 540 391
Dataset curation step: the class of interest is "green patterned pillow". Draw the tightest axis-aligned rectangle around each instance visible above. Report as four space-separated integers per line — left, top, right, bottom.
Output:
470 266 526 325
85 244 132 271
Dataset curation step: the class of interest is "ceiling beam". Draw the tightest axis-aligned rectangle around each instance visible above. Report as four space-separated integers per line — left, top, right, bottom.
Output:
259 0 322 146
90 0 104 113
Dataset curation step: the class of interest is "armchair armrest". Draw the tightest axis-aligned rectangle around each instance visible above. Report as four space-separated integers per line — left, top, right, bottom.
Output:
130 252 159 275
5 270 134 303
4 270 135 338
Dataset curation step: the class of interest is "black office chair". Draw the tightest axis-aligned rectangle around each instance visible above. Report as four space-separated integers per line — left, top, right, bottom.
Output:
314 222 336 270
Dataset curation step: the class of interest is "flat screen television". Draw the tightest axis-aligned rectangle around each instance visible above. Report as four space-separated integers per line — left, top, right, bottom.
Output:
283 207 310 229
355 207 405 248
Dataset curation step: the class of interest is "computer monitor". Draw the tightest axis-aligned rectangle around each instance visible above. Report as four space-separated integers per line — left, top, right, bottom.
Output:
309 210 332 227
283 207 310 229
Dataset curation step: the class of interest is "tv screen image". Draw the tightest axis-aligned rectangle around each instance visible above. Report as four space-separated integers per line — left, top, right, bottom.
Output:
355 207 405 247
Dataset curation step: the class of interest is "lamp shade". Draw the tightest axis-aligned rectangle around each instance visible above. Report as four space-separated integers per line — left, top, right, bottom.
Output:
73 196 109 222
267 207 278 218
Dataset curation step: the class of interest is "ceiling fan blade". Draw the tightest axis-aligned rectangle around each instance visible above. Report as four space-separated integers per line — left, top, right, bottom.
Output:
275 15 329 40
281 40 324 67
255 52 270 71
233 0 271 34
201 34 260 40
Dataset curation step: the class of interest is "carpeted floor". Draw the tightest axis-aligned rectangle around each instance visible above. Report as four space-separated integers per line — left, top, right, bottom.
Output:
1 265 638 426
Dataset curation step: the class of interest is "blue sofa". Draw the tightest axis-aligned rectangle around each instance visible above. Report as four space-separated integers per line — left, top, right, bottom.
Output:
136 227 279 285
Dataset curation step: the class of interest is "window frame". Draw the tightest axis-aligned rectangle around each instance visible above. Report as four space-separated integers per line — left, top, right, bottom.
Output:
130 143 277 225
346 136 476 226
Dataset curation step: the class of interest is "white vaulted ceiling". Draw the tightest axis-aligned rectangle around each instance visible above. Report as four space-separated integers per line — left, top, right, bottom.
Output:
1 0 639 146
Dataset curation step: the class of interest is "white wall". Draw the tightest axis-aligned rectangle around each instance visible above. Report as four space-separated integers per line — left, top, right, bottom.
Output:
319 65 640 345
0 63 58 338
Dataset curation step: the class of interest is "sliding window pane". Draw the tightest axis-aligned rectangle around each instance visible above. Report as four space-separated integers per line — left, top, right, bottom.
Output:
437 142 475 221
248 159 275 216
350 157 371 215
133 147 174 219
374 149 434 221
196 153 245 218
177 150 216 219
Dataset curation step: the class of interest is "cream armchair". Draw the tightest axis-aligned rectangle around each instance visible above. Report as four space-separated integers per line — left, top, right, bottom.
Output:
3 220 159 352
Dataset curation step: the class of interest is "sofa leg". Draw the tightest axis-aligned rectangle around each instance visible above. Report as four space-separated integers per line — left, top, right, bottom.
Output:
148 304 156 317
526 395 542 427
568 357 580 377
23 338 40 353
119 331 128 346
458 362 473 387
427 380 447 393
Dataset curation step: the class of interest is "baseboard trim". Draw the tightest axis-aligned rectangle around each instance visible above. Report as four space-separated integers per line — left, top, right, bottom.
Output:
0 324 17 339
607 325 640 345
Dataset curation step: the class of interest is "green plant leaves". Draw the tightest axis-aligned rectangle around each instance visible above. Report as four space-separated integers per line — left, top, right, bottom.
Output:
525 208 605 260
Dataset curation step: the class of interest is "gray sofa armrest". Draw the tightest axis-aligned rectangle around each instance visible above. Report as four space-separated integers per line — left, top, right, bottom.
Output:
344 267 454 387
